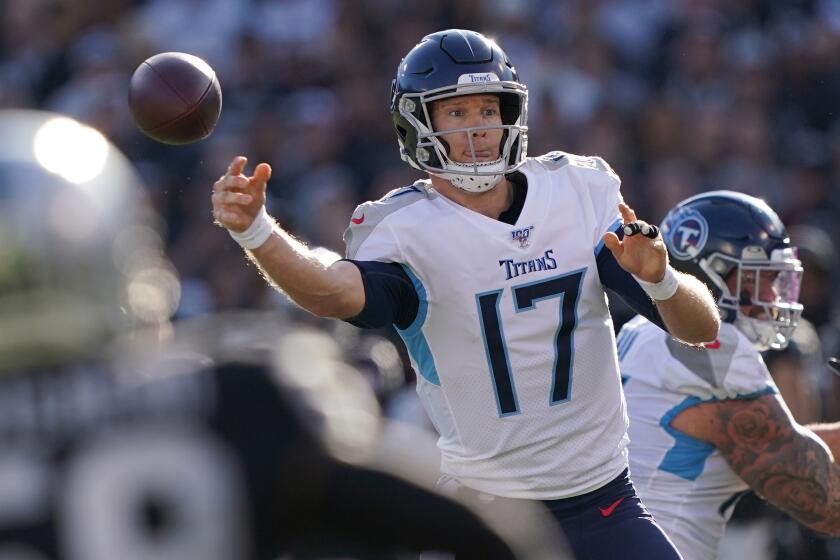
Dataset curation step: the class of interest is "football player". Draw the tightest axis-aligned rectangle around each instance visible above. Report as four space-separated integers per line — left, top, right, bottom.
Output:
0 109 567 560
620 191 840 560
212 29 721 558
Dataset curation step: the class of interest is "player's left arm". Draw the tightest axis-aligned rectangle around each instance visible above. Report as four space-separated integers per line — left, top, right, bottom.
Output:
602 202 719 344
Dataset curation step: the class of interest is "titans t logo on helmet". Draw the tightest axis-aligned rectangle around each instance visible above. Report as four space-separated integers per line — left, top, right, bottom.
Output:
660 190 803 351
662 207 709 261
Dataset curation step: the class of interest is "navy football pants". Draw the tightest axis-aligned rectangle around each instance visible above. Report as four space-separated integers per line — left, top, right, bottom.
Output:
541 469 683 560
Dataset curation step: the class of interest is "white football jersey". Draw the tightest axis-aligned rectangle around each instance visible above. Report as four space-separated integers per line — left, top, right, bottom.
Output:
345 152 629 499
619 316 778 560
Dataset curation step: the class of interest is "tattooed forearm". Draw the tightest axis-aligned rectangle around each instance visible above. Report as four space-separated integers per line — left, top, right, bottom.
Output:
714 396 840 535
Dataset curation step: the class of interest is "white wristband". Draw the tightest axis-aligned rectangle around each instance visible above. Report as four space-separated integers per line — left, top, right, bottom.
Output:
228 206 274 250
634 266 679 301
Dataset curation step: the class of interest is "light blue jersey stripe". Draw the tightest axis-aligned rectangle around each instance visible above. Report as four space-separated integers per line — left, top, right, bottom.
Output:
396 265 440 386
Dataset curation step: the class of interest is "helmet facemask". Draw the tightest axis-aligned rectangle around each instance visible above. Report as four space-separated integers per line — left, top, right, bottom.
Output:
396 80 528 193
700 247 803 351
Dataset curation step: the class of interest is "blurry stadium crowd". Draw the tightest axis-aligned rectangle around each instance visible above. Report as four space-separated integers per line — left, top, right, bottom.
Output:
3 0 840 556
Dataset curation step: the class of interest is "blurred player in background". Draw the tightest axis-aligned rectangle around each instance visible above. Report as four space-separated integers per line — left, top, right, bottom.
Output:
212 29 720 559
620 191 840 560
0 109 569 560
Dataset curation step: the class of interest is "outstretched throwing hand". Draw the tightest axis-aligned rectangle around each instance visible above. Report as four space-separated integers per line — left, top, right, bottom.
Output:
212 156 272 233
602 202 668 283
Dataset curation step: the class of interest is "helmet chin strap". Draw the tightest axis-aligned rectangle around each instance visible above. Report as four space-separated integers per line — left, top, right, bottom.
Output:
436 158 506 193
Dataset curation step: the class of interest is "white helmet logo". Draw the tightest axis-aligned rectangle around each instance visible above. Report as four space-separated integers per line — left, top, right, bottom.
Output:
665 208 709 260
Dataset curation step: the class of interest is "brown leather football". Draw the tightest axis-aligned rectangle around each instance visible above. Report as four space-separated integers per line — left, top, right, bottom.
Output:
128 52 222 144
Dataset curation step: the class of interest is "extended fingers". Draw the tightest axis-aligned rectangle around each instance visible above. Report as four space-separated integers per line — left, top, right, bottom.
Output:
249 162 272 194
252 162 272 184
212 157 260 233
619 202 637 223
214 162 271 194
213 157 250 193
228 156 247 176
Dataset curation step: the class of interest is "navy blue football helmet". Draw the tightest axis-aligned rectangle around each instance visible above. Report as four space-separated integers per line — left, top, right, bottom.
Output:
661 191 803 351
390 29 528 192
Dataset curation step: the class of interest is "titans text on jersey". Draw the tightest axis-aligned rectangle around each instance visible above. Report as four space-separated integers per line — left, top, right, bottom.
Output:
499 248 557 280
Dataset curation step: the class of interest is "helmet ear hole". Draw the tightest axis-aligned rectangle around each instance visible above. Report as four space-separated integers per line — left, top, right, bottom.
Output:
396 125 408 140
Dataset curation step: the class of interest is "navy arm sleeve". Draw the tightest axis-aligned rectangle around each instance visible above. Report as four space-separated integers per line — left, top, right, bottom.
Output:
342 260 419 330
596 225 666 330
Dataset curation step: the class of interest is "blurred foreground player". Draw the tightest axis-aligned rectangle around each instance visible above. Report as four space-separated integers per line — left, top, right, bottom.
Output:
0 110 568 560
620 191 840 560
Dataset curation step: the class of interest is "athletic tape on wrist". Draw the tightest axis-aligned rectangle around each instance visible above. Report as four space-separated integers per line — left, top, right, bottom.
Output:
228 206 273 250
634 266 679 301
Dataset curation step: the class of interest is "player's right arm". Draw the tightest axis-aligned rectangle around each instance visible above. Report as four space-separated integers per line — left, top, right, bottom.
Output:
671 395 840 535
212 156 364 319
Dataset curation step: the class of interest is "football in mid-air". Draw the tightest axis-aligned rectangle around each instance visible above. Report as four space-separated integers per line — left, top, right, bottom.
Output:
128 52 222 144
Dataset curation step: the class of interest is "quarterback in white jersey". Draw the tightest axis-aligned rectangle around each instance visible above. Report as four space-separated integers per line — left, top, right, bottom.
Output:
621 191 840 560
346 151 643 498
211 29 719 559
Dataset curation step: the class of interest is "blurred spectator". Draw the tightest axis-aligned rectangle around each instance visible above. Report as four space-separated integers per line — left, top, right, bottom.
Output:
790 224 837 331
